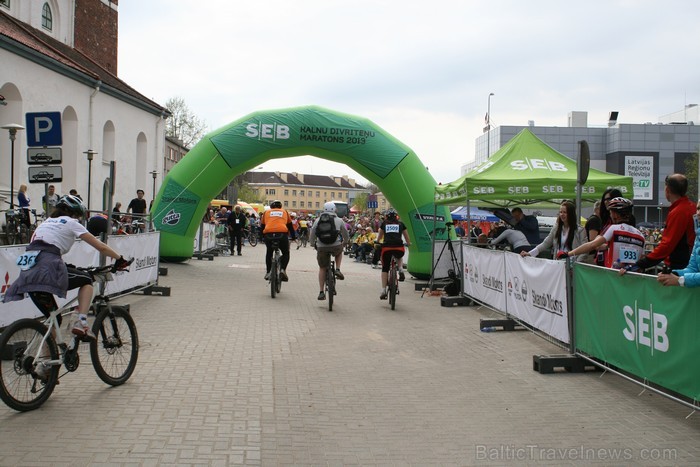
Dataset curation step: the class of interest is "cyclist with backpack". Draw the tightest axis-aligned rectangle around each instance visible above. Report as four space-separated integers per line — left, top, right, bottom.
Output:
309 201 350 300
377 209 411 300
260 200 296 282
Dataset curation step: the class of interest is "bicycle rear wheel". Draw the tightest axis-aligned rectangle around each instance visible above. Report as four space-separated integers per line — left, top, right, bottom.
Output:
326 263 335 311
275 255 282 294
389 262 398 310
248 232 258 247
90 305 139 386
270 258 278 298
0 318 59 412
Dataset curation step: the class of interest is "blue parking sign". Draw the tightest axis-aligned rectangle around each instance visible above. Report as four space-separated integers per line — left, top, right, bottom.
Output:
26 112 62 147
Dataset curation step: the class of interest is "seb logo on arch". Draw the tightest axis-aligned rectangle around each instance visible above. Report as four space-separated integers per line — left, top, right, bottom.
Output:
622 303 669 353
245 122 290 140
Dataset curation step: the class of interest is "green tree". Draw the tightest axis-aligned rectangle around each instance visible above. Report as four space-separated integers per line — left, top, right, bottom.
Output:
165 96 207 148
684 151 698 202
353 192 369 213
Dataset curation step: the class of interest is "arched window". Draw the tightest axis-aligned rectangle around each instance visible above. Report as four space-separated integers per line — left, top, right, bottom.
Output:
41 3 52 31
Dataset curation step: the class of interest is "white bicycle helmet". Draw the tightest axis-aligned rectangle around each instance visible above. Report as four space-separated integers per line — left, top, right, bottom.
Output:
323 201 336 213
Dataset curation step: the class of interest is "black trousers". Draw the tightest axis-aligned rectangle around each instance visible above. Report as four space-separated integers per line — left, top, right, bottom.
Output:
230 229 243 254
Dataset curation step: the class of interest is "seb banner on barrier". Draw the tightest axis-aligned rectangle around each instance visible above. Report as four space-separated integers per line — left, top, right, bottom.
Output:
574 264 700 401
462 245 570 343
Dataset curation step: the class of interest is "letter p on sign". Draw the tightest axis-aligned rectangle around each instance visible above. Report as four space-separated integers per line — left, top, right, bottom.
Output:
25 112 62 147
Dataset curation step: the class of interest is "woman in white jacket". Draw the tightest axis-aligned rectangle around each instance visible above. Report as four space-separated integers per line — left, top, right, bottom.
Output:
520 200 587 261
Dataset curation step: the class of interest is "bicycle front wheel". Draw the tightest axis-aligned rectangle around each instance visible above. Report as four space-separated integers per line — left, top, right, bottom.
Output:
249 232 258 247
0 318 58 412
90 306 139 386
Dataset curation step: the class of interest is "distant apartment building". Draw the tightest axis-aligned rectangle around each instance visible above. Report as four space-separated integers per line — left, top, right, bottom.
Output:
164 136 188 176
466 108 700 223
243 171 369 214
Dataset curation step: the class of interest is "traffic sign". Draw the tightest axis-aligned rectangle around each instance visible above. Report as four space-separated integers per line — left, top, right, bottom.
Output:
27 147 62 164
25 112 62 147
28 166 63 184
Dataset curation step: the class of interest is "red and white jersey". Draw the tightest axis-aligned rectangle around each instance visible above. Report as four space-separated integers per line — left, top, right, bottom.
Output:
601 223 645 268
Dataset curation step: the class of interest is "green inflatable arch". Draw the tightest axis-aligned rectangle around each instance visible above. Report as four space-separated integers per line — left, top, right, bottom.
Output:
151 105 451 279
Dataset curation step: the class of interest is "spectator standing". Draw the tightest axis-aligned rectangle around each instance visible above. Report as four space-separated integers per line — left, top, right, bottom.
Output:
658 200 700 288
629 173 696 271
521 200 587 261
17 183 31 227
42 184 60 214
511 207 540 245
582 200 602 264
112 202 122 222
227 205 247 256
127 189 147 217
69 189 82 201
489 225 530 254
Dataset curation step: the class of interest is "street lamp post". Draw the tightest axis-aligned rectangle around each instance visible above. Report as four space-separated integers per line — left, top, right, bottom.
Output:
150 170 158 203
2 123 25 209
83 150 97 211
486 92 495 158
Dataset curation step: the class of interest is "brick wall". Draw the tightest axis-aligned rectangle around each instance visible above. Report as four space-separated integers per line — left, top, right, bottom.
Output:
74 0 118 73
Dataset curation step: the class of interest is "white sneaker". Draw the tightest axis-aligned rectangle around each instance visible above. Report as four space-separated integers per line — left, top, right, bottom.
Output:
72 318 96 341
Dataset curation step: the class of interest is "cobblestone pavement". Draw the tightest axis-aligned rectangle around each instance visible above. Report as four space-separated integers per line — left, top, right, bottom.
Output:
1 243 699 466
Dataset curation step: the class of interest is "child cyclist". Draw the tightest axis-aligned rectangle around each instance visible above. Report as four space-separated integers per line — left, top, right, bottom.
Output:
3 195 130 340
376 209 411 300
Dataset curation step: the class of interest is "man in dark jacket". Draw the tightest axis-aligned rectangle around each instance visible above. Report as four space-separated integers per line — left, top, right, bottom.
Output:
227 205 247 256
511 207 540 245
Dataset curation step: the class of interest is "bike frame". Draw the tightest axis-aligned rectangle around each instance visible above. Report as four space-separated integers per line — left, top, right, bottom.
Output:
26 270 114 367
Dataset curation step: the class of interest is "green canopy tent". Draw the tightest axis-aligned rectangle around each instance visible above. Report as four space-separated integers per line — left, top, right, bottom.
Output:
434 128 633 208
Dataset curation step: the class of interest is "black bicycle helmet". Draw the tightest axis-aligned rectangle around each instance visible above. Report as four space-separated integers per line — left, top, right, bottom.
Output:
270 200 282 209
607 197 633 211
385 208 398 220
56 195 87 218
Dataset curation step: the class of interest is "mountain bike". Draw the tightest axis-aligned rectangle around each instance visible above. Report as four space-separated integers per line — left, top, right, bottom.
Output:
3 209 23 245
267 236 283 298
296 229 308 249
245 227 258 247
0 259 137 412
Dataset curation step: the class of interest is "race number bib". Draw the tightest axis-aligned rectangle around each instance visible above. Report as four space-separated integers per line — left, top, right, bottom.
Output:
385 224 400 233
619 245 639 264
16 250 40 271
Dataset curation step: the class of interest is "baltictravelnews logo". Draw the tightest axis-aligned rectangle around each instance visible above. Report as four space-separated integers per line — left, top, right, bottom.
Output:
162 209 180 226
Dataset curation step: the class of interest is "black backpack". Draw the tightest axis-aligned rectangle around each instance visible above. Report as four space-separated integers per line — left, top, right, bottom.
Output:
316 213 338 244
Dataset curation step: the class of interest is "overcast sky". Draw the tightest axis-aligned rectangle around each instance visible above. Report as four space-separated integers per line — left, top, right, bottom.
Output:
118 0 700 186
